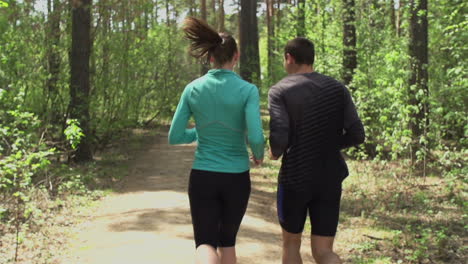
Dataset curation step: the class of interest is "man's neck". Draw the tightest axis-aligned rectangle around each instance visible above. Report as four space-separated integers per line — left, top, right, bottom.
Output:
290 65 314 75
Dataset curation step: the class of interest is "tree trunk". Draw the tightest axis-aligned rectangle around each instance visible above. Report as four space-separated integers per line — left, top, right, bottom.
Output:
69 0 93 162
342 0 357 88
408 0 428 160
210 0 217 28
297 0 305 36
276 0 281 33
165 0 170 26
218 0 224 31
390 0 396 34
188 0 195 16
201 0 207 21
123 2 131 116
144 7 149 32
153 0 159 22
266 0 274 79
101 0 110 116
320 1 326 54
397 0 404 37
239 0 260 84
46 0 61 124
200 0 209 74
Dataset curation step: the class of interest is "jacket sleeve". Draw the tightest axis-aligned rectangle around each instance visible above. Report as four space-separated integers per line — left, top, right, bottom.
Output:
339 87 365 149
268 86 289 158
245 85 265 159
168 86 198 145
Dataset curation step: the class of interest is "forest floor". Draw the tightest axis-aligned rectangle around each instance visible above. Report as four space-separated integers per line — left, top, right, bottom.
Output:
2 126 466 263
59 127 309 264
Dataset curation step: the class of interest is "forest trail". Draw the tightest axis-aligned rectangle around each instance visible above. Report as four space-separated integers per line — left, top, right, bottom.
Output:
63 127 314 264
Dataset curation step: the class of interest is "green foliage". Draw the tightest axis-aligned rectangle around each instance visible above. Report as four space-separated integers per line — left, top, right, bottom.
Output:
1 0 463 166
89 17 198 146
260 0 466 167
0 89 54 194
391 225 457 262
339 161 467 263
0 0 466 260
0 87 55 259
64 119 84 150
429 0 468 149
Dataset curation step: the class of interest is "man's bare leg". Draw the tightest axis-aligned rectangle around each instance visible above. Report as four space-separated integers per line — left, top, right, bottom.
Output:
311 235 342 264
282 229 303 264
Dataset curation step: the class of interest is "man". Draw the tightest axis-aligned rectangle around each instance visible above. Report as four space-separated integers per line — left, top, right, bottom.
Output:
268 37 365 264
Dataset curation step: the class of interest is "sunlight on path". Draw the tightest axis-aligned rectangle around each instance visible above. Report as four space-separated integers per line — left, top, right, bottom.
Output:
67 191 195 263
63 130 310 264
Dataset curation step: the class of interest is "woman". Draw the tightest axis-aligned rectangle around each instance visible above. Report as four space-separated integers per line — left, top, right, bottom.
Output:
168 17 264 264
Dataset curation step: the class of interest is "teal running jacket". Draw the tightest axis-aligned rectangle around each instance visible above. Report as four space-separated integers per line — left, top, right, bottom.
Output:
169 69 265 173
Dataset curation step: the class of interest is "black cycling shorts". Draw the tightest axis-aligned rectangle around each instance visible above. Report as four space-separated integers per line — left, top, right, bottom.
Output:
277 180 342 236
188 169 250 249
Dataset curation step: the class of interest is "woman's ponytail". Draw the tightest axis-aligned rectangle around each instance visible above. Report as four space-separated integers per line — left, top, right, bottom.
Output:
183 17 237 66
183 17 222 59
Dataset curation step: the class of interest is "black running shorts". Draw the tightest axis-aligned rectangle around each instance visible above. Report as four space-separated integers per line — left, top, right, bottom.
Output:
188 169 250 249
277 181 342 236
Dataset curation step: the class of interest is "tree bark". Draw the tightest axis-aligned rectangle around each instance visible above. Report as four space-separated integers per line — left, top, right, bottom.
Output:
397 0 404 37
342 0 357 88
46 0 61 124
201 0 206 21
165 0 170 26
188 0 195 16
408 0 428 159
297 0 305 36
266 0 274 79
390 0 396 34
144 6 149 32
69 0 93 162
153 0 159 22
200 0 209 74
210 0 217 28
101 0 110 115
239 0 260 84
276 0 281 33
218 0 224 31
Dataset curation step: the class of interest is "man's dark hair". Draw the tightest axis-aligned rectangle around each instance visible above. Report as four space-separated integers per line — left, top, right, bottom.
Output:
284 37 315 65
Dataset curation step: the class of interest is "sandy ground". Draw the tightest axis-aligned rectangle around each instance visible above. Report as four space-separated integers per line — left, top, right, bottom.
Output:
63 129 315 264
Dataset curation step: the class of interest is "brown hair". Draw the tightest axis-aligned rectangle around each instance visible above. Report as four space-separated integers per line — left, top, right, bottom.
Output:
183 17 237 67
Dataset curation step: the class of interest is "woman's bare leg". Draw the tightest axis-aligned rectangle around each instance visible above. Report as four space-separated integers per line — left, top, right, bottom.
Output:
218 246 236 264
196 244 220 264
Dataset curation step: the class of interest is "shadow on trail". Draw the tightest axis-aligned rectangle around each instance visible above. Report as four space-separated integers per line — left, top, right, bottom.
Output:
108 208 192 233
113 128 280 223
115 131 196 194
99 127 283 251
65 128 289 264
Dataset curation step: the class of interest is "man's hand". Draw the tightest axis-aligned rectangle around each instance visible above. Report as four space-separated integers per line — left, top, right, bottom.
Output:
270 149 279 160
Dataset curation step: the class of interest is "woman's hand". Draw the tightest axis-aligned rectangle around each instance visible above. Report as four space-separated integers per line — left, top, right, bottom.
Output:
251 156 264 166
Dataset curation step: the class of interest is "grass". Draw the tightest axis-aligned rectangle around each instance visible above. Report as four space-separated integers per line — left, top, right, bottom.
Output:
0 128 157 263
251 155 467 263
1 125 466 263
0 191 103 263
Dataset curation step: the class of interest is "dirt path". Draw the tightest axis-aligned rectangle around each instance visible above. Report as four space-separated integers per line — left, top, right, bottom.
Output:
64 129 314 263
